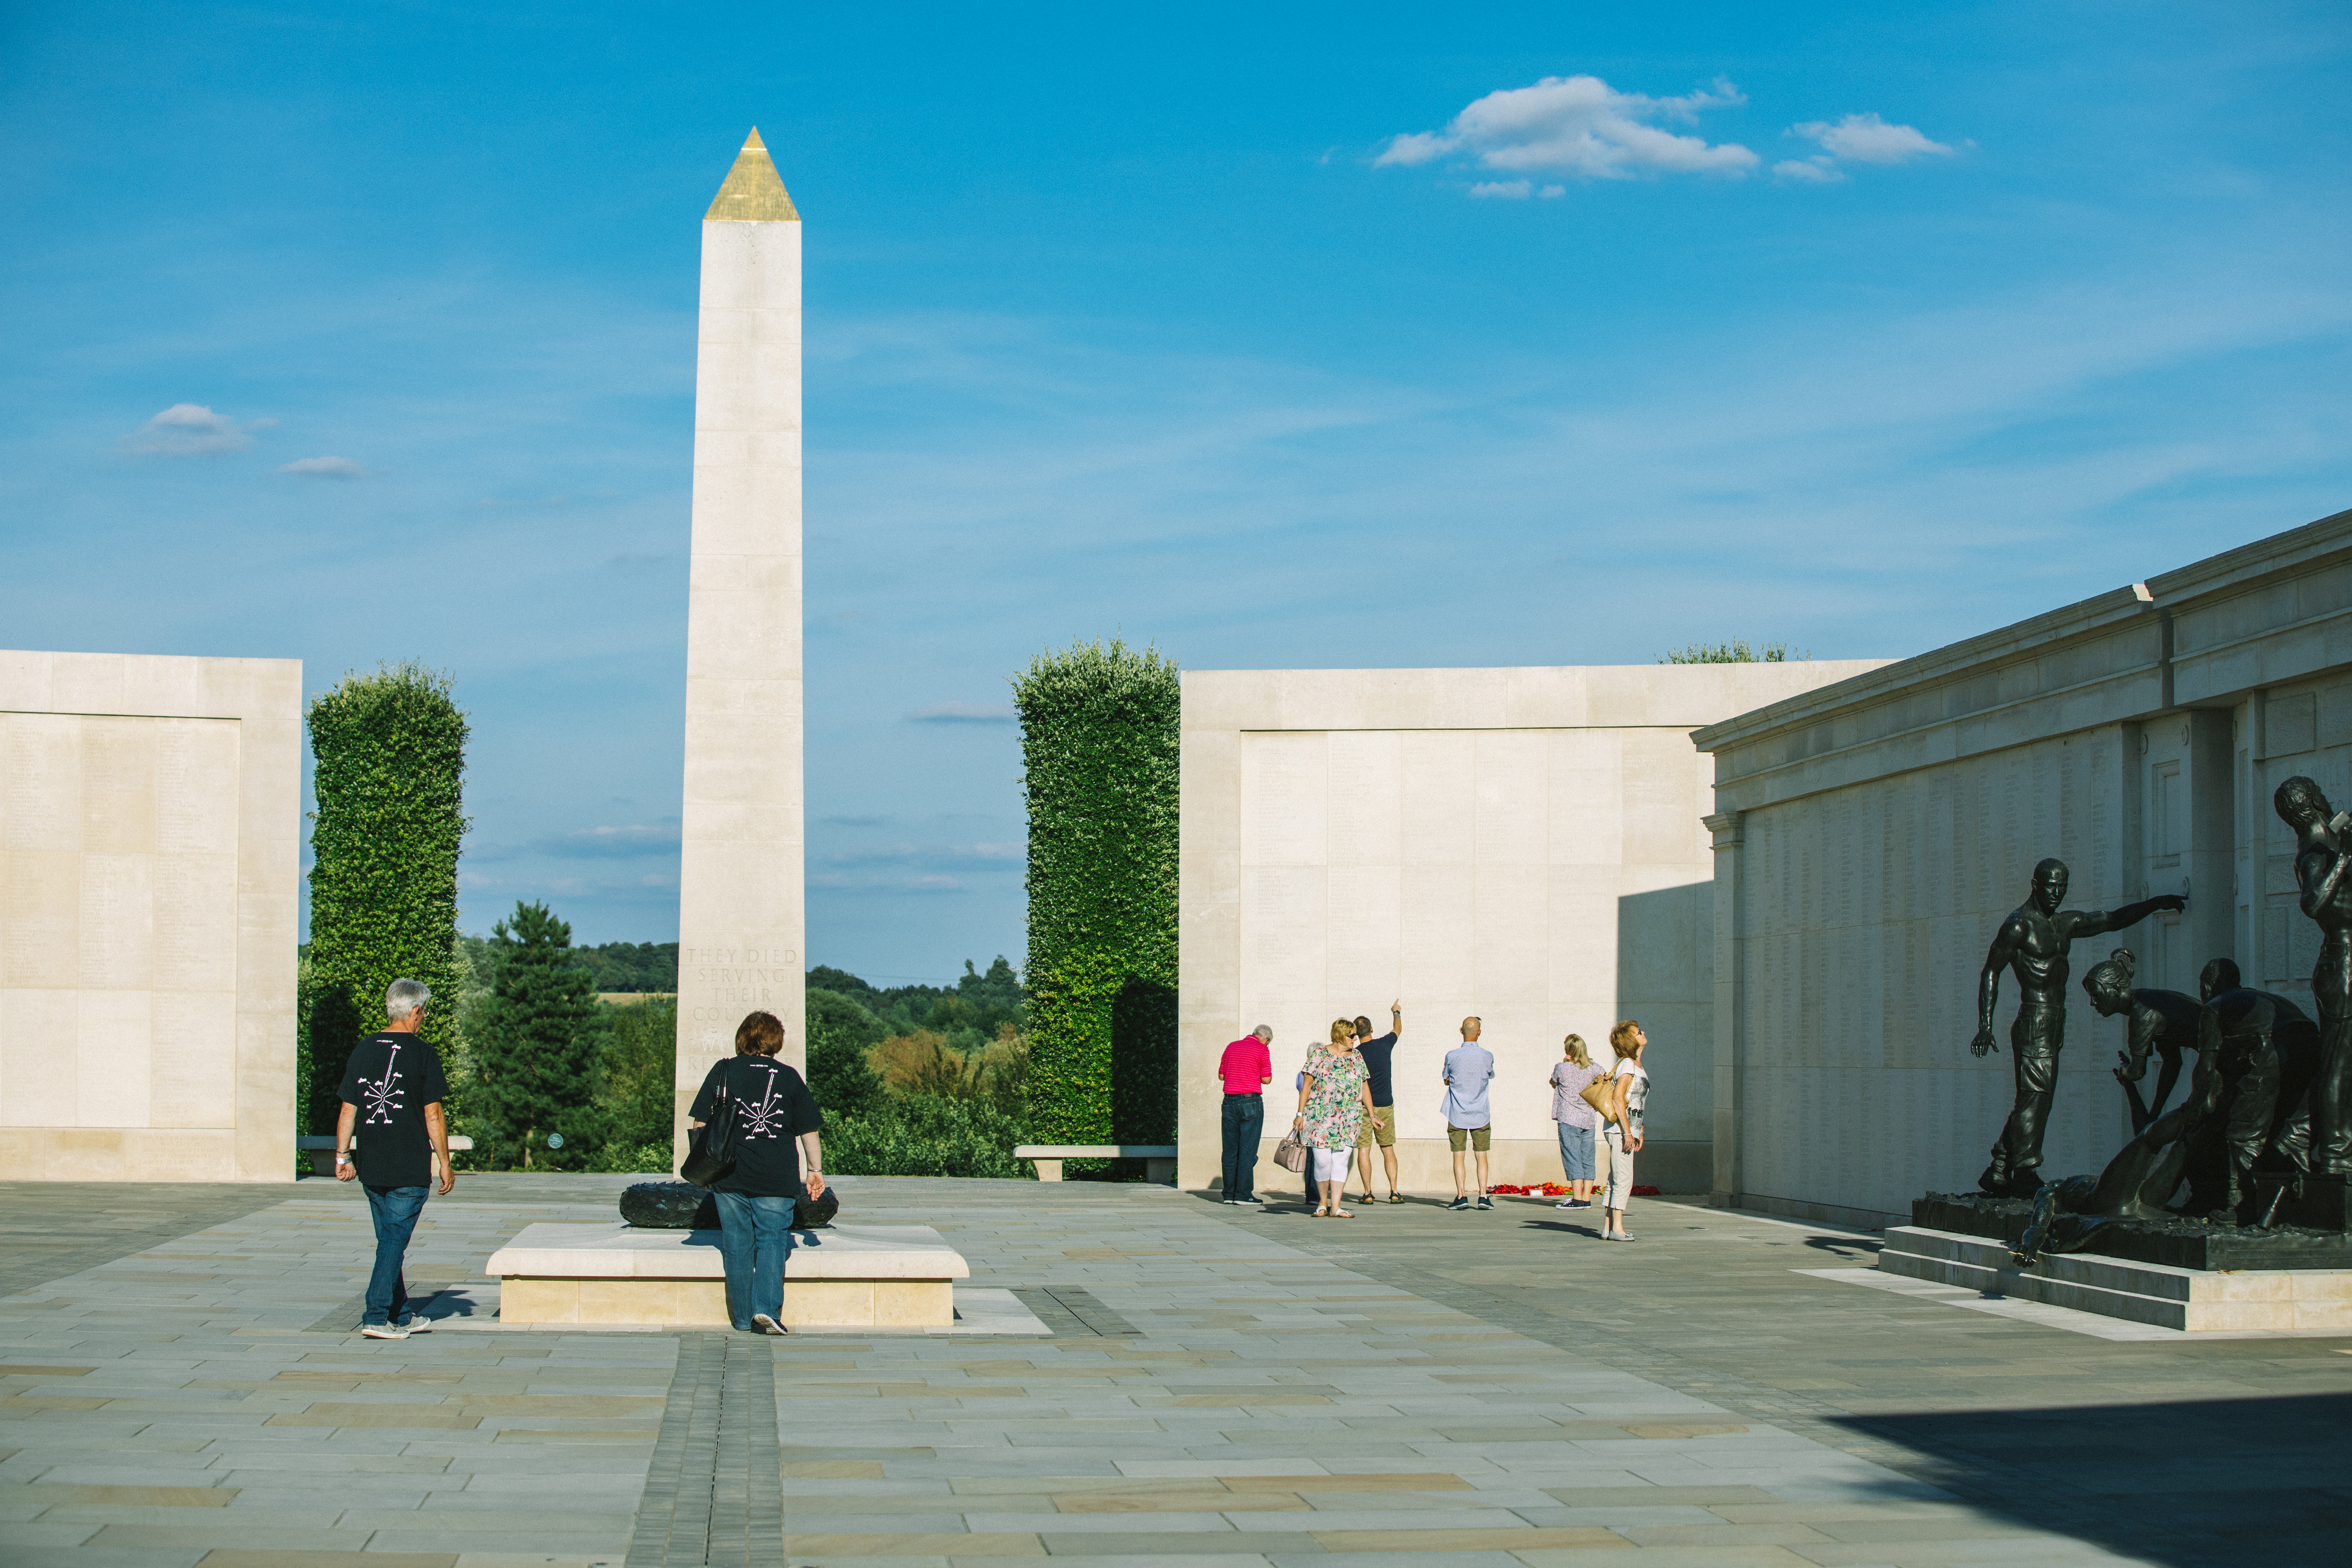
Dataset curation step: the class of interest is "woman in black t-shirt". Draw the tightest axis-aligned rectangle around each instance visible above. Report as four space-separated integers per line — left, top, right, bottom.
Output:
688 1011 827 1334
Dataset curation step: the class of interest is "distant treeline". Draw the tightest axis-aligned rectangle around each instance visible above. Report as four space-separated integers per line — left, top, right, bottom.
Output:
808 958 1025 1045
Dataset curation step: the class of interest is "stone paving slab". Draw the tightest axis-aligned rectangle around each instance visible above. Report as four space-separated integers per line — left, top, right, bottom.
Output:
3 1174 2349 1566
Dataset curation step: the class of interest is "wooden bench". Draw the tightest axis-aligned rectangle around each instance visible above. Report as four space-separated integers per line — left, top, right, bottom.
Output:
1014 1144 1177 1184
299 1134 474 1177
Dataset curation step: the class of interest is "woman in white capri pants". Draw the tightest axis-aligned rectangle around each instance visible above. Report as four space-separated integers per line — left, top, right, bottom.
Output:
1603 1020 1649 1241
1292 1018 1376 1218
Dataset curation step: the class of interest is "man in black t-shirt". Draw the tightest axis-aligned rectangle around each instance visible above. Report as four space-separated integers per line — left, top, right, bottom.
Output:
336 978 454 1339
1351 1001 1404 1203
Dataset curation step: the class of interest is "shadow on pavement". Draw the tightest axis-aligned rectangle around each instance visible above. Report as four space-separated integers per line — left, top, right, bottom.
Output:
1835 1390 2352 1568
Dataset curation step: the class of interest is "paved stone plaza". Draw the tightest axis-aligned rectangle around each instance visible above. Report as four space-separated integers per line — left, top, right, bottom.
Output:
3 1175 2348 1567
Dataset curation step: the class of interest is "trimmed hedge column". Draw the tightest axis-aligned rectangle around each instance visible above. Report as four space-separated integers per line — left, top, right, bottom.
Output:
303 664 468 1135
1013 639 1180 1167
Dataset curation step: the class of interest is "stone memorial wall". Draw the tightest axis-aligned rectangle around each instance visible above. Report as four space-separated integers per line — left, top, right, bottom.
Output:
1179 662 1889 1194
0 651 300 1181
1698 505 2352 1225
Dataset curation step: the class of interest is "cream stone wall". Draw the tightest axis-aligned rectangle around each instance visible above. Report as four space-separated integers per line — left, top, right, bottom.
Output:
1698 506 2352 1226
0 651 300 1181
1179 662 1890 1195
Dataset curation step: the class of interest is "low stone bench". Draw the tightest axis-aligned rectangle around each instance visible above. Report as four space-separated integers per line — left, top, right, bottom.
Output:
298 1134 473 1177
1015 1144 1177 1184
483 1221 969 1329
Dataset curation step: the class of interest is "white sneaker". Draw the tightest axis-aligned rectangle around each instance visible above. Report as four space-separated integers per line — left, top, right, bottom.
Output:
751 1313 784 1335
396 1316 431 1334
360 1322 408 1339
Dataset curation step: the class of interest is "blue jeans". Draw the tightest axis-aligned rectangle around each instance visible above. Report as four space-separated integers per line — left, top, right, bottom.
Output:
362 1184 429 1325
712 1190 797 1330
1220 1095 1264 1201
1556 1122 1596 1182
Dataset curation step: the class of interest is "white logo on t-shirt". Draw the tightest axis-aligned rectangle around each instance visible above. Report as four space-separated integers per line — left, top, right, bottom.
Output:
359 1040 406 1126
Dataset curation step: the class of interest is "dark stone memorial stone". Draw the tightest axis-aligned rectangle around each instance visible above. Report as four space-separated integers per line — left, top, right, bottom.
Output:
620 1180 839 1231
621 1182 719 1230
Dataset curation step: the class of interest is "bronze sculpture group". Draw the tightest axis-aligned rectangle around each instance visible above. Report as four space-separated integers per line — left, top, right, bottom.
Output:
1974 776 2352 1259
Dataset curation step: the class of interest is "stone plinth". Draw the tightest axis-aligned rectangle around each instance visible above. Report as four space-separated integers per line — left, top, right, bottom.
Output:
484 1221 967 1328
1879 1225 2352 1332
1913 1191 2352 1272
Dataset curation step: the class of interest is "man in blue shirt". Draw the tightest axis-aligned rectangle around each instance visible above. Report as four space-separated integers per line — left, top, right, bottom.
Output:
1442 1017 1496 1211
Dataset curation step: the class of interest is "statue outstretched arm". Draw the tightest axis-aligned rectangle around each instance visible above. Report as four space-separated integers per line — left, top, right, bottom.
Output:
2070 895 2188 938
1972 919 2021 1057
2117 1062 2155 1136
2143 1041 2182 1126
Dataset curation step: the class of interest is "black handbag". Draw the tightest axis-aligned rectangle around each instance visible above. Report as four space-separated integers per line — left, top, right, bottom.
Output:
794 1185 839 1229
679 1074 742 1188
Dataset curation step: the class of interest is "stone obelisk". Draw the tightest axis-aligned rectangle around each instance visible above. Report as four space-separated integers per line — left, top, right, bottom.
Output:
674 128 805 1152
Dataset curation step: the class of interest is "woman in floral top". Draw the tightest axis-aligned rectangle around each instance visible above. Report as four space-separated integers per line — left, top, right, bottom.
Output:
1291 1019 1376 1218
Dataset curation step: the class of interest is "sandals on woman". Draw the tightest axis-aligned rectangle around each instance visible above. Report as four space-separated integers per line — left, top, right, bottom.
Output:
1330 1208 1356 1219
1312 1205 1330 1218
1386 1192 1405 1204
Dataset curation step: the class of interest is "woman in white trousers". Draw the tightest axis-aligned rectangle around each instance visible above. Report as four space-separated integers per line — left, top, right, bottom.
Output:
1603 1020 1649 1241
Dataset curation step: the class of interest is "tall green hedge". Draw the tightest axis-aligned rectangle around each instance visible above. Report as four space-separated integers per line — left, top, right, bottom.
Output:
1012 639 1179 1163
302 664 468 1136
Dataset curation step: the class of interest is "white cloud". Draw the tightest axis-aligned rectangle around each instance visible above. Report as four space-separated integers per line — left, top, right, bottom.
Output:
1774 157 1847 184
280 455 364 477
1469 180 1532 200
1377 131 1451 168
1378 74 1759 184
120 402 275 456
1790 112 1953 166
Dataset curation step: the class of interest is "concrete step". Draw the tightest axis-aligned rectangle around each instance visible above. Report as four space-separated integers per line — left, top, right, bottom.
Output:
1877 1225 2352 1332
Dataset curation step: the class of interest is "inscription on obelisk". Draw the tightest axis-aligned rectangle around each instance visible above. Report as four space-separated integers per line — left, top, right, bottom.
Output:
673 129 806 1154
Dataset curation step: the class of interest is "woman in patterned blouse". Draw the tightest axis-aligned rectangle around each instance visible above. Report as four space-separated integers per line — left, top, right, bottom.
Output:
1290 1018 1376 1218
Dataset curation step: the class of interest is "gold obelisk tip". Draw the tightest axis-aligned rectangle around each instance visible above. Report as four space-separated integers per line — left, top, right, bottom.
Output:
705 126 797 222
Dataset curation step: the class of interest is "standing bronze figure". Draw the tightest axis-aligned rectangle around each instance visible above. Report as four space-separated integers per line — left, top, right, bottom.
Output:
2276 776 2352 1183
1970 858 2184 1196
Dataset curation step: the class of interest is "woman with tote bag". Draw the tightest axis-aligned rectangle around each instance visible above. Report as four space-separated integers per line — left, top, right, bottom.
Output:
1598 1020 1649 1241
1290 1019 1376 1218
686 1011 827 1334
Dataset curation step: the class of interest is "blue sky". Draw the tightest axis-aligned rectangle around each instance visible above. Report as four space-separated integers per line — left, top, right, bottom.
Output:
4 3 2347 982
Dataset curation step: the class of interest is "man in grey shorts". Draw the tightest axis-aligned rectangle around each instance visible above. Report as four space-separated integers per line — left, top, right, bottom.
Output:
1351 1002 1404 1203
1442 1017 1495 1211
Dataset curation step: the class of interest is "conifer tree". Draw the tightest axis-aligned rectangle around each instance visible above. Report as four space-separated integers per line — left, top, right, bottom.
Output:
471 901 607 1169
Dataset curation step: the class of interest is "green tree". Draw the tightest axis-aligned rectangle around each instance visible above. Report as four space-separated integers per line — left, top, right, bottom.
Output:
470 901 608 1169
1659 640 1807 664
598 996 679 1150
303 663 468 1136
1013 638 1180 1167
806 987 887 1120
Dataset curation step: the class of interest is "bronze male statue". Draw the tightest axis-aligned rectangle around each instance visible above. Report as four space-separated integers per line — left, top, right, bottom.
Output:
2276 776 2352 1180
2015 954 2318 1261
1970 859 2184 1196
2083 950 2221 1210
